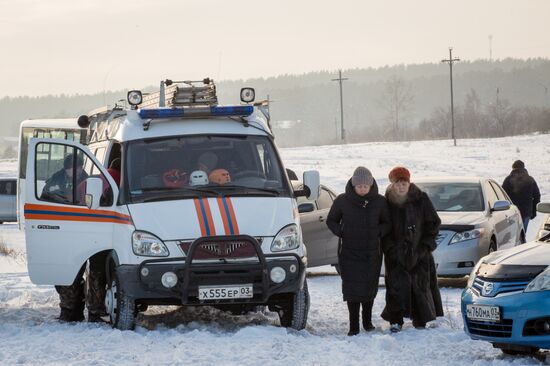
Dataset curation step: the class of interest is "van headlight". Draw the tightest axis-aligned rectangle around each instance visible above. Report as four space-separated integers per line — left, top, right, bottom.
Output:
132 231 169 257
525 267 550 292
450 228 485 244
271 224 300 252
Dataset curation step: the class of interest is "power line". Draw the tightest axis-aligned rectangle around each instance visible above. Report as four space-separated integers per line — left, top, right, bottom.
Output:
442 48 460 146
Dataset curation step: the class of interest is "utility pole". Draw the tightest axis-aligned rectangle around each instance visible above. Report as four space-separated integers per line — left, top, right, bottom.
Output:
442 48 460 146
332 69 348 141
488 35 493 62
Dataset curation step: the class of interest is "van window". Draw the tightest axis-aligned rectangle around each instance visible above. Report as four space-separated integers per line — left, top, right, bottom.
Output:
0 180 16 195
125 135 290 203
36 142 113 206
19 127 86 179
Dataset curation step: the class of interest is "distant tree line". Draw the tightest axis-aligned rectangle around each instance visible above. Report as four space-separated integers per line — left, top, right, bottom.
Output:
1 58 549 147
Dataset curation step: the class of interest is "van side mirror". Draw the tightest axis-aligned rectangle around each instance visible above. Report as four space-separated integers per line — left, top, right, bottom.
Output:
298 202 315 213
85 177 103 210
491 200 511 212
303 170 320 201
537 202 550 214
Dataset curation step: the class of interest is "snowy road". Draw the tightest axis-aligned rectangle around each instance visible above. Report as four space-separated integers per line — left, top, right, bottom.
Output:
1 134 550 365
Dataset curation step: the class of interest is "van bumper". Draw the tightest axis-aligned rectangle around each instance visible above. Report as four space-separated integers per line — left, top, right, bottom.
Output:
116 236 306 306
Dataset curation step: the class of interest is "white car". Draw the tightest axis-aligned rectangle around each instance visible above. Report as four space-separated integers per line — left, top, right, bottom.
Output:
536 215 550 240
0 178 16 224
416 177 524 277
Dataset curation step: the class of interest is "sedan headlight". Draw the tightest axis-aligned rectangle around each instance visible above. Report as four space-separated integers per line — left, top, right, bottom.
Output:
525 266 550 292
450 228 485 244
132 231 169 257
271 224 300 252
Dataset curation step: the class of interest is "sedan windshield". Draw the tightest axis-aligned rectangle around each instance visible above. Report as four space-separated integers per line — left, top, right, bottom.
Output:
416 182 484 212
126 135 289 202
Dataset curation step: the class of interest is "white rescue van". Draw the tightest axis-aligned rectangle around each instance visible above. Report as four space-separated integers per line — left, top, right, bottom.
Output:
21 79 320 330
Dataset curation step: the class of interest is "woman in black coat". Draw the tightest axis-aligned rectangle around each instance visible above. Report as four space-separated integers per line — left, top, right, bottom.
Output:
326 167 391 336
381 166 443 333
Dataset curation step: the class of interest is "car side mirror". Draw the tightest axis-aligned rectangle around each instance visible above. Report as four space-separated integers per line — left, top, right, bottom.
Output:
537 202 550 214
85 177 103 210
491 200 511 212
298 202 315 213
303 170 320 201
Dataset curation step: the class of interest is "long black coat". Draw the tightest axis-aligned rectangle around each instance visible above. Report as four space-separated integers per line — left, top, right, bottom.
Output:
502 168 541 219
326 179 391 302
381 183 443 325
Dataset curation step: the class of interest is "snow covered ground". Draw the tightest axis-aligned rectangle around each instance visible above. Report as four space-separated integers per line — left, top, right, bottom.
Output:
1 135 549 365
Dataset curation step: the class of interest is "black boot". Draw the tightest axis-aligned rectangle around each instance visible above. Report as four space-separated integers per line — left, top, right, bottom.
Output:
347 302 360 336
361 301 375 331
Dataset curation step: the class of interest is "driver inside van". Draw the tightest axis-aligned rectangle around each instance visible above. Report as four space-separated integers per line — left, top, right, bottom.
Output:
42 154 88 204
208 168 231 185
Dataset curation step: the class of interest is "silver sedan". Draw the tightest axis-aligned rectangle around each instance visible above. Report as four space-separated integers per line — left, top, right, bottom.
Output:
293 182 340 271
416 177 524 277
0 178 17 224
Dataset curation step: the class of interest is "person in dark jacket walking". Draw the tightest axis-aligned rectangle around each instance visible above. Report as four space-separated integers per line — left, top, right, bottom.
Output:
381 166 443 333
326 167 392 336
502 160 541 232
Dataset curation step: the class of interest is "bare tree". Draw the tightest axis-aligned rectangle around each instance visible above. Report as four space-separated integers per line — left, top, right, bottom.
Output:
379 76 415 141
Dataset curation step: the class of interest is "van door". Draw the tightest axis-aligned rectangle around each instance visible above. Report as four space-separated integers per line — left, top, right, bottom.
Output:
24 138 123 285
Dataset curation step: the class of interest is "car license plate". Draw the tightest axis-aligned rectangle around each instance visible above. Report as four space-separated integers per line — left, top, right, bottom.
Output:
198 284 253 300
466 304 501 322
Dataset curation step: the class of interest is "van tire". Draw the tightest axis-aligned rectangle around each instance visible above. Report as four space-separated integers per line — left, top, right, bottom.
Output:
278 279 310 330
106 267 135 330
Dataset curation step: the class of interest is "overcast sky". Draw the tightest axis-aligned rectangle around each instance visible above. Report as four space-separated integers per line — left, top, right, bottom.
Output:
1 0 549 97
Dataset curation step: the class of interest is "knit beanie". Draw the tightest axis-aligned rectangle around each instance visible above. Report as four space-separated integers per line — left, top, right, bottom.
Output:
512 160 525 169
351 166 374 186
388 166 411 183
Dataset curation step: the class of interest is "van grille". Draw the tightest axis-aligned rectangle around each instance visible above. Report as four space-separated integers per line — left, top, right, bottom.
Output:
179 238 261 260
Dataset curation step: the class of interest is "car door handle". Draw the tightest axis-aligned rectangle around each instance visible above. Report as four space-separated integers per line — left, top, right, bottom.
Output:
318 216 325 222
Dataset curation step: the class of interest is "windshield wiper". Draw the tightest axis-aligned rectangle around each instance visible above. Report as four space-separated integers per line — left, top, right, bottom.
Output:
215 185 281 196
135 187 220 203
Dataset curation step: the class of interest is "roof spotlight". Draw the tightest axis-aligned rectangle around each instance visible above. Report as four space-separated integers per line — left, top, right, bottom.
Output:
127 90 143 106
240 87 255 103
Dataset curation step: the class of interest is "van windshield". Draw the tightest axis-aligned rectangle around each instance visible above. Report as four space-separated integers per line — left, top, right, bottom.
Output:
126 135 290 202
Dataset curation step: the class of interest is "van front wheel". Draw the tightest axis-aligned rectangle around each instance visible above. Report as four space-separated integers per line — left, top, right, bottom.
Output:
278 279 310 330
105 267 136 330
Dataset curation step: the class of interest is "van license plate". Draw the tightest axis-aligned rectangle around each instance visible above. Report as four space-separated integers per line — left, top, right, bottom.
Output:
466 304 500 322
198 284 253 300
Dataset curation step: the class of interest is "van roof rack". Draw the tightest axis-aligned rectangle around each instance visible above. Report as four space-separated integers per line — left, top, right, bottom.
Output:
139 78 218 109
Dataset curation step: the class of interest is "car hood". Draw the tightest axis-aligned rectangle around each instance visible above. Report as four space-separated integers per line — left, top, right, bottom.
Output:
437 211 486 226
484 241 550 266
127 196 295 240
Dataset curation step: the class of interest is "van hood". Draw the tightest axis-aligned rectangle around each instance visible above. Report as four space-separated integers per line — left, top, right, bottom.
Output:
127 196 295 240
437 211 486 226
484 241 550 266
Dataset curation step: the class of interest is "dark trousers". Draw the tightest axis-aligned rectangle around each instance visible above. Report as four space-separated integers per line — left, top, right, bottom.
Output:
347 301 374 331
55 252 107 317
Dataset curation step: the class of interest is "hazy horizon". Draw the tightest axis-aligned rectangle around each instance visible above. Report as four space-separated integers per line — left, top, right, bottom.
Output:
2 0 550 98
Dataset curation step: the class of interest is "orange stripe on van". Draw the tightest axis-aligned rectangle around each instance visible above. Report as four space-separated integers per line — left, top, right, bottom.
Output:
24 203 132 225
202 198 216 236
217 197 231 235
225 197 239 235
193 198 207 236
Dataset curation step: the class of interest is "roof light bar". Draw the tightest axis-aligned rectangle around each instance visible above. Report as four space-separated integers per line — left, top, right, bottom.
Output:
138 105 253 119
